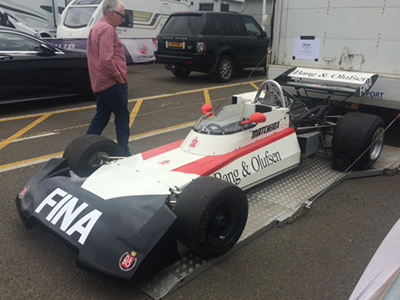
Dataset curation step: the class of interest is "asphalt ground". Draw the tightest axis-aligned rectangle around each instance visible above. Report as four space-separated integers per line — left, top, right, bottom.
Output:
0 63 399 300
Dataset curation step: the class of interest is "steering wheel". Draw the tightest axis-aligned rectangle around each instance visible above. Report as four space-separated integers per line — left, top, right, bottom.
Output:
205 123 225 133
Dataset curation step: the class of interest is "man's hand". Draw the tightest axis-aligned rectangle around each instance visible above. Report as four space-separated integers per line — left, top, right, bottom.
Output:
115 75 125 83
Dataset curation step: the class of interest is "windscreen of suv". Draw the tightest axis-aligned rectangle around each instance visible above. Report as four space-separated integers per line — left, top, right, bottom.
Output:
160 15 205 35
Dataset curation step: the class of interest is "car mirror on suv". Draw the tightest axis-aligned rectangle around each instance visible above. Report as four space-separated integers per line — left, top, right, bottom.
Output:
259 31 267 39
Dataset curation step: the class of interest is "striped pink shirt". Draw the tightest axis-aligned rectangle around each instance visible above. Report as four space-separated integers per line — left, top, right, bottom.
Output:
86 17 127 93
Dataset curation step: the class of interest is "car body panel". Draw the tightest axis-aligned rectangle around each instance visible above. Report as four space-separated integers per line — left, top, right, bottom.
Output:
16 89 302 282
17 158 180 281
0 28 91 104
155 11 268 76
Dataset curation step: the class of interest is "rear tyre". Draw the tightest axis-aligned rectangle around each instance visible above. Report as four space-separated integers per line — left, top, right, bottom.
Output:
174 177 248 258
63 135 124 177
332 112 385 170
172 68 191 78
214 55 234 82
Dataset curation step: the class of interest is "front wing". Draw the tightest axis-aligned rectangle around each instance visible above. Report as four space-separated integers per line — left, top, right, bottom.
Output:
16 158 181 282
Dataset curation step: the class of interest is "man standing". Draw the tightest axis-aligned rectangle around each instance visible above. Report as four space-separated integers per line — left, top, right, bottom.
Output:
86 0 131 156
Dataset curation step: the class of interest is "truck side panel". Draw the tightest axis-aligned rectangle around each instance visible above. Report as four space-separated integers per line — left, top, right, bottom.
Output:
269 0 400 110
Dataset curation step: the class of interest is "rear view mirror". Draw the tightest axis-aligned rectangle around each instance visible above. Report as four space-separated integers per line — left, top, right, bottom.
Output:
201 103 213 116
241 112 266 125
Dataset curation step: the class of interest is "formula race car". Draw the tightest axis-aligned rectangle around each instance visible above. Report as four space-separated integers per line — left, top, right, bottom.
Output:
16 72 385 283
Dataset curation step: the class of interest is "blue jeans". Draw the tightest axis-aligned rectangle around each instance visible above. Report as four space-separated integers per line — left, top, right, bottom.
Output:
87 83 131 155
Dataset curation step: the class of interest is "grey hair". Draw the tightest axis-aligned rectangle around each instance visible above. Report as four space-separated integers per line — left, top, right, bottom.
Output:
102 0 124 16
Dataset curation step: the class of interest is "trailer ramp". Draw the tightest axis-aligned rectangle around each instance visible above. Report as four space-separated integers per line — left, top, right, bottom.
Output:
138 145 400 299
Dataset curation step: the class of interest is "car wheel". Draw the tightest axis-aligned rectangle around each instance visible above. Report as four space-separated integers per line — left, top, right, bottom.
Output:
214 55 234 82
174 176 248 258
172 68 191 78
63 135 124 177
332 112 385 170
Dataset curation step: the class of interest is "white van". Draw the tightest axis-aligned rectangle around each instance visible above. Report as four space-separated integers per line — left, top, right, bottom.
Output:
57 0 196 38
0 0 70 37
0 9 40 37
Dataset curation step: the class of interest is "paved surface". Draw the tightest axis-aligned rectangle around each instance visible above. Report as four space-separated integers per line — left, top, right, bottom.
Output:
0 63 399 300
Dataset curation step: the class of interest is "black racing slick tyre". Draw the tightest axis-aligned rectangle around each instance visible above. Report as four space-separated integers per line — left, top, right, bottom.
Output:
332 112 385 170
63 135 124 177
214 55 234 82
174 177 248 258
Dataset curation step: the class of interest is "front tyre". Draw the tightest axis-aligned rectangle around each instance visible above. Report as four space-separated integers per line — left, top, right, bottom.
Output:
174 177 248 258
214 55 234 82
63 135 124 177
332 112 385 170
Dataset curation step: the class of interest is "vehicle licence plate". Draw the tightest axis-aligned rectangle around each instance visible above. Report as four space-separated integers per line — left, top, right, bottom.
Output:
168 41 183 48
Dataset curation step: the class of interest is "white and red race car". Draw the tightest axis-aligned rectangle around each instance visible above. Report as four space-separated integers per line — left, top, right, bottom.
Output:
16 74 384 282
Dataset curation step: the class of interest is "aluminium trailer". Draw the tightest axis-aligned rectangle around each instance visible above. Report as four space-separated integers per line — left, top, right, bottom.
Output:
138 145 400 299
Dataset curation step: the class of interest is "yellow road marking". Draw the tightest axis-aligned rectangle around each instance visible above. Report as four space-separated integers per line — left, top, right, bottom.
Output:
250 82 260 90
0 113 52 151
203 89 212 106
130 99 143 128
0 121 196 172
0 80 264 123
0 80 265 171
0 151 64 170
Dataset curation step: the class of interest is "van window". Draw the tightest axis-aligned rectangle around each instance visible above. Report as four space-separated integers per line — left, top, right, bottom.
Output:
161 15 205 35
119 10 133 28
74 0 102 4
63 7 96 28
243 16 263 37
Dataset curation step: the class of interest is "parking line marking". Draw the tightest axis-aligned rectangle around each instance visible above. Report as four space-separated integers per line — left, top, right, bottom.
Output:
0 80 264 124
12 132 59 143
0 80 265 171
250 82 260 90
203 89 211 105
0 113 52 151
0 121 195 173
130 99 143 128
0 151 64 172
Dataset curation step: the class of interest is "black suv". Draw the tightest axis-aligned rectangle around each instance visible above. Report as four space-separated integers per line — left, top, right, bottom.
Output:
155 11 269 82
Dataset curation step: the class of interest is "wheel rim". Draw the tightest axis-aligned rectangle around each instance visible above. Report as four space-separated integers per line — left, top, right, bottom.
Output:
87 150 110 170
219 59 232 80
206 199 240 249
369 127 384 161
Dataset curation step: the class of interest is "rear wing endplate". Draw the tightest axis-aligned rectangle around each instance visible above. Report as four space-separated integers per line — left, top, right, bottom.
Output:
274 67 378 97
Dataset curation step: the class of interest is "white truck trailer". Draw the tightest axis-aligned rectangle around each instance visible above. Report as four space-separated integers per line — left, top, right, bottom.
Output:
267 0 400 119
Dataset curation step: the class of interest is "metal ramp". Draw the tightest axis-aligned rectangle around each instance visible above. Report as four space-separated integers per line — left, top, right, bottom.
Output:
138 145 400 299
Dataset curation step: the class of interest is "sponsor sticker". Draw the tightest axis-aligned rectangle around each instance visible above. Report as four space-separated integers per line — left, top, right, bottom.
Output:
119 251 138 271
35 188 102 245
158 160 171 165
189 137 199 148
19 186 30 199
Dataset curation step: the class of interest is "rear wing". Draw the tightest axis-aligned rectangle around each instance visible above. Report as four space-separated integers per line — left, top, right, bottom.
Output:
274 67 378 98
